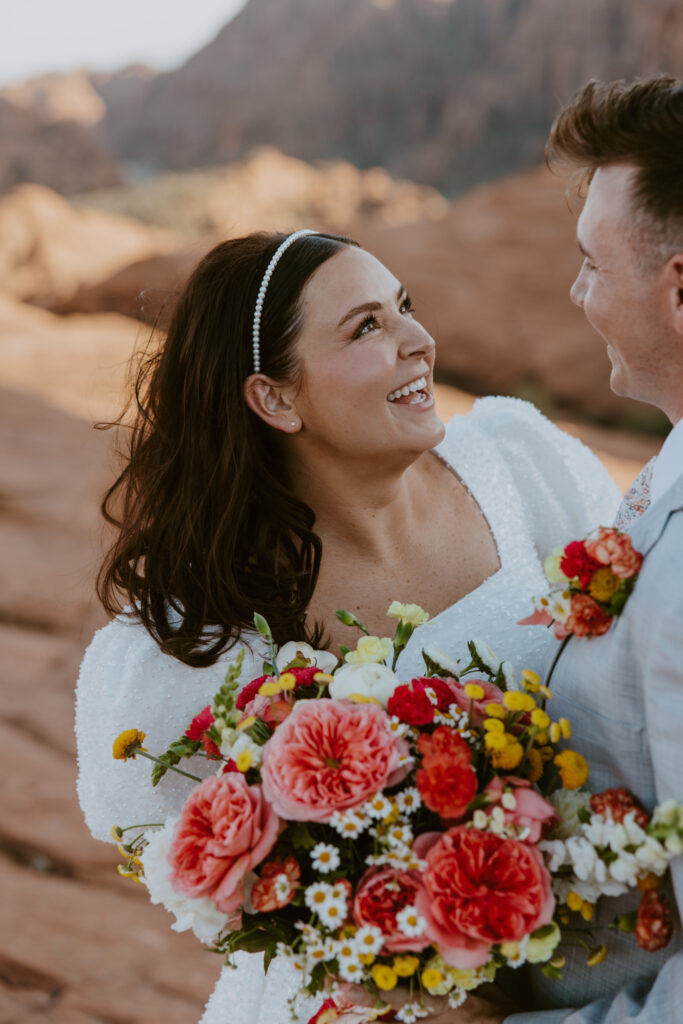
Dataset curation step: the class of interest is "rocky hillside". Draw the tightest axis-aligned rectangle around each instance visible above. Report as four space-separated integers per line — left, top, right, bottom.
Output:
99 0 683 191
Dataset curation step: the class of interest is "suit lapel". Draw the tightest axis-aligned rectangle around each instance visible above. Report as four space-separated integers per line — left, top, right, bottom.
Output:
626 471 683 559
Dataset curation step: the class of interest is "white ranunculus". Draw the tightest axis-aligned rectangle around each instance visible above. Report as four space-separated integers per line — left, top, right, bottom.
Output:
548 788 591 840
141 822 229 943
275 641 337 675
329 662 400 707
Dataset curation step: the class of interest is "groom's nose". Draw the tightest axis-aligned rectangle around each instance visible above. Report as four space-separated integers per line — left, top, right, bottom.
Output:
570 268 586 308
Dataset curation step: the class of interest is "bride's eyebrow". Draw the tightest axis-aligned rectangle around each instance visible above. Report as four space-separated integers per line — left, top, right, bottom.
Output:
336 285 406 328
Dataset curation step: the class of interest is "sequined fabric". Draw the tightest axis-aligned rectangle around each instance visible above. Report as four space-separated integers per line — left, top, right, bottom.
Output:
75 397 621 1024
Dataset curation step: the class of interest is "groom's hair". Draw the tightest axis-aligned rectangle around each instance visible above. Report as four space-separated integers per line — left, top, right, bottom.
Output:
547 75 683 271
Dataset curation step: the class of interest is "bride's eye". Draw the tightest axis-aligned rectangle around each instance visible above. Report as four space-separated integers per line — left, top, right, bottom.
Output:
400 295 416 315
353 314 379 338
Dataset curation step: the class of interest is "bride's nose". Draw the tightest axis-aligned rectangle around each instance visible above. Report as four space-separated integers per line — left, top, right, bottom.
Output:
398 321 436 361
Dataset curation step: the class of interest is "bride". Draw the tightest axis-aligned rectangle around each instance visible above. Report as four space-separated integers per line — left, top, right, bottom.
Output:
76 229 620 1023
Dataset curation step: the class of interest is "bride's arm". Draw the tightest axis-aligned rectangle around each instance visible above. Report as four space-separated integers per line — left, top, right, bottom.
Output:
75 616 261 842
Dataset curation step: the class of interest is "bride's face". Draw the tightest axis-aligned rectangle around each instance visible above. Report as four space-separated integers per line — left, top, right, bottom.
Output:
290 247 445 457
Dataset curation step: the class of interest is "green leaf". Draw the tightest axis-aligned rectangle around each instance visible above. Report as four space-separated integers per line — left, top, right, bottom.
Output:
245 719 274 745
254 613 273 640
541 964 563 980
578 807 592 824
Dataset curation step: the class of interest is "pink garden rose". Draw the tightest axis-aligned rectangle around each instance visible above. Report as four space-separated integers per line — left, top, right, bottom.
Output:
168 773 280 913
414 826 554 968
585 527 643 579
484 777 557 843
447 678 506 727
260 700 406 822
353 867 431 952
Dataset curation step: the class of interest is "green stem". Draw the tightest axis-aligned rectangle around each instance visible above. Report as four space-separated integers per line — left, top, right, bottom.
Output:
544 635 572 700
137 749 202 782
120 823 162 833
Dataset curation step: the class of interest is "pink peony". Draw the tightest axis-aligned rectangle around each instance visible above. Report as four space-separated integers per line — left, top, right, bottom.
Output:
484 777 557 843
585 527 643 580
260 700 405 822
415 826 554 968
168 773 280 913
353 867 431 952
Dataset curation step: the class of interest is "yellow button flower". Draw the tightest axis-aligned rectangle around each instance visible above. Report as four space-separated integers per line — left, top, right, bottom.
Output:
531 708 550 729
392 955 420 977
554 750 589 789
526 747 543 783
278 672 297 691
485 703 507 719
566 891 583 912
522 669 541 691
236 716 256 731
236 749 253 772
258 681 281 697
586 944 607 967
503 691 536 713
484 718 505 733
371 964 398 991
559 718 571 739
464 683 485 700
421 968 445 989
346 636 393 665
588 567 619 602
549 722 561 744
491 740 524 770
484 731 509 752
534 731 550 747
112 729 146 760
359 953 375 965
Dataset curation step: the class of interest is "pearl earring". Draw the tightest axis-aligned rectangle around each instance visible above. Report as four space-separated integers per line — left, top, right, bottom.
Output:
290 420 297 428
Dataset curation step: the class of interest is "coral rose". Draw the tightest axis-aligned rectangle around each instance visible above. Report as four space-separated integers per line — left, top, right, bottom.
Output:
168 773 280 913
417 727 477 820
585 528 643 580
260 700 405 822
484 778 557 843
415 826 555 968
565 593 612 637
353 867 431 952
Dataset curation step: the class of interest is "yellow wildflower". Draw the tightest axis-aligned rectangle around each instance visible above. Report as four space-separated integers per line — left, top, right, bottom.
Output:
555 750 589 789
484 731 509 752
491 740 524 770
111 825 124 841
539 685 554 700
278 672 297 691
566 891 583 912
393 955 420 977
421 968 445 990
484 718 505 733
586 944 608 967
522 669 541 691
258 681 281 697
485 703 507 719
346 636 393 665
549 722 561 744
313 672 334 685
387 601 430 626
464 683 485 700
539 745 555 762
559 718 571 739
531 708 550 729
534 731 550 747
236 749 253 773
503 691 536 713
588 568 619 602
580 902 594 921
371 964 398 991
359 953 375 965
112 729 146 761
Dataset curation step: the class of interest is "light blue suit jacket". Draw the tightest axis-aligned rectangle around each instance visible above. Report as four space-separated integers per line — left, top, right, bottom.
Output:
506 472 683 1023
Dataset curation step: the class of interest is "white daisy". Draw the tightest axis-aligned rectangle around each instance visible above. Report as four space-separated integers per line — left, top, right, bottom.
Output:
338 958 364 983
396 788 422 814
388 715 411 737
354 925 384 956
365 793 394 819
304 882 332 913
448 988 467 1009
310 842 341 873
330 810 367 838
396 905 427 938
386 824 413 847
317 896 347 929
396 1004 429 1023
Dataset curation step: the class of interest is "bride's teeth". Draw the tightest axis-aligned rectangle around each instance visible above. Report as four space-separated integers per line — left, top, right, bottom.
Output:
401 385 410 396
387 376 428 402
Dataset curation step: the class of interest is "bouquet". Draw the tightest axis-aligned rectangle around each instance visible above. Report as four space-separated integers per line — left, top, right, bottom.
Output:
112 597 682 1023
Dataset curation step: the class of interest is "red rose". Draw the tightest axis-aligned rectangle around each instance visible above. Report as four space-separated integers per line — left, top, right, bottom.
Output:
590 788 649 828
185 705 215 740
560 540 602 588
635 889 673 952
251 855 301 913
415 826 555 968
417 727 477 819
353 867 430 952
565 593 612 637
387 680 435 726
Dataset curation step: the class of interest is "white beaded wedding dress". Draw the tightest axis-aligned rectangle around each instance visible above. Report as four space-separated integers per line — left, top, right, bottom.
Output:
76 397 621 1024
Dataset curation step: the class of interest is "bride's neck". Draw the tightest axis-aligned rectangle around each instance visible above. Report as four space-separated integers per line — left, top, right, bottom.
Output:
290 446 426 558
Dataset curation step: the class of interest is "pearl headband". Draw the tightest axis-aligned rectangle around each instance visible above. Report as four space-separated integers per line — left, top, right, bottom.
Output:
252 229 317 374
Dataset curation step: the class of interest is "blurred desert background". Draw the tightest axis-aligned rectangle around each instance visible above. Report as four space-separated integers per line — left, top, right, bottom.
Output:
2 0 681 1020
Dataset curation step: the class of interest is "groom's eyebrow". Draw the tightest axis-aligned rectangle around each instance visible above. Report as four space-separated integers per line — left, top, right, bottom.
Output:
337 285 406 327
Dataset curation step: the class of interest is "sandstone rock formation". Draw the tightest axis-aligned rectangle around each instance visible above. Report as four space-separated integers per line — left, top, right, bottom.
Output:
99 0 683 191
0 184 176 306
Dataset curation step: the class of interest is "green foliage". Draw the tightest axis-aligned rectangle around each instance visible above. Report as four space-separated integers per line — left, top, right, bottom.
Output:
245 719 274 745
150 736 201 786
422 650 458 680
335 609 370 635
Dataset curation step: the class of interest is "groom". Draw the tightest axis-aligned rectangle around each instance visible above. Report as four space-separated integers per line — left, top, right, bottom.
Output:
503 74 683 1023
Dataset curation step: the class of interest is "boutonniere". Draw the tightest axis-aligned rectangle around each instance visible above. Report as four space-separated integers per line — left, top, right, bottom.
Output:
522 527 643 639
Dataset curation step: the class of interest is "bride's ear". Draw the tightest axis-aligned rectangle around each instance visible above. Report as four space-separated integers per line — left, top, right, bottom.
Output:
243 375 301 434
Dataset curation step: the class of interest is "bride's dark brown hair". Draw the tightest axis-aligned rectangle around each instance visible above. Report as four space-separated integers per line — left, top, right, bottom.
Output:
98 231 355 666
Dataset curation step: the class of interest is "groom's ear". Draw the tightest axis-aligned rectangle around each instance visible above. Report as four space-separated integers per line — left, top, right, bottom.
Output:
669 255 683 336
